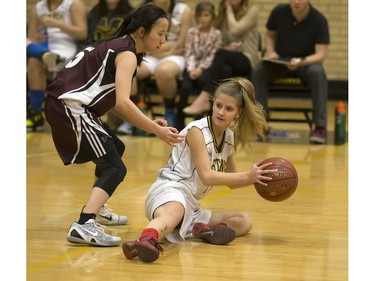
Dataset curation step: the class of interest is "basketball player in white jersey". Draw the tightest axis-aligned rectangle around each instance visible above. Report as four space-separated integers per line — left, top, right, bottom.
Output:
122 77 277 262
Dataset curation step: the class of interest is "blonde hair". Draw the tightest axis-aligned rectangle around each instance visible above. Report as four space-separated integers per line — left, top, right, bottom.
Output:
213 77 267 151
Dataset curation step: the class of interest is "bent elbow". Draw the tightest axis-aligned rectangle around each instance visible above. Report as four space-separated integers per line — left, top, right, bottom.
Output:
198 173 214 187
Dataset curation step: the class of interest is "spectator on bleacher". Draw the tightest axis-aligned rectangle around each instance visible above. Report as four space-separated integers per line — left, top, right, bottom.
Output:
80 0 134 48
182 0 260 116
26 37 65 72
117 0 192 130
27 0 87 131
78 0 135 134
175 1 222 131
251 0 330 144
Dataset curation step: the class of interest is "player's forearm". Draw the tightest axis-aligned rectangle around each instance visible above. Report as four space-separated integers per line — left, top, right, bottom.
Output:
199 170 253 188
58 21 87 40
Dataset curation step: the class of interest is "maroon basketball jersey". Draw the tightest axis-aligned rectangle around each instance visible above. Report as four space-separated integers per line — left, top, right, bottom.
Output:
47 35 136 117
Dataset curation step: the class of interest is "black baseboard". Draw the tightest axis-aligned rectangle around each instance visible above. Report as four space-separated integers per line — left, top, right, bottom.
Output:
328 80 348 101
269 80 348 101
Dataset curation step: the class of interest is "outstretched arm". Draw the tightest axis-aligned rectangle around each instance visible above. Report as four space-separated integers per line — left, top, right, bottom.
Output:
113 51 184 146
187 127 275 187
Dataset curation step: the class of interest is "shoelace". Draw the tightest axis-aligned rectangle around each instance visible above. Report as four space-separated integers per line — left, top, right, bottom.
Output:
102 204 113 215
91 221 107 233
142 236 164 254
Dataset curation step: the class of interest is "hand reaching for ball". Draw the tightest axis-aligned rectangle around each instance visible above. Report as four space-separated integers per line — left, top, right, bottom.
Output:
253 157 298 202
250 159 278 187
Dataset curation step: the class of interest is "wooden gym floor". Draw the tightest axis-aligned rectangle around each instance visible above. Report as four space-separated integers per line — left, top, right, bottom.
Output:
26 100 348 280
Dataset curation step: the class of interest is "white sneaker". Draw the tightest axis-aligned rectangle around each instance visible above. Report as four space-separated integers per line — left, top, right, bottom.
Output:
66 219 121 246
116 122 133 135
42 51 65 70
96 204 128 226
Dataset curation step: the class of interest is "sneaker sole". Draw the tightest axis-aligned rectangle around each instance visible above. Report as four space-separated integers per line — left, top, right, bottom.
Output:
309 138 326 144
42 52 59 69
67 234 121 247
122 242 160 262
194 225 236 245
96 220 128 226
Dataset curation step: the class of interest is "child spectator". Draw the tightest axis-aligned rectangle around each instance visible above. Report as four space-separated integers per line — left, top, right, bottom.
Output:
175 1 222 131
183 0 260 116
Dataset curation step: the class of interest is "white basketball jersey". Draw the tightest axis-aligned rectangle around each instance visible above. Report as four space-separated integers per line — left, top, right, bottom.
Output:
167 2 187 42
36 0 77 62
156 116 235 200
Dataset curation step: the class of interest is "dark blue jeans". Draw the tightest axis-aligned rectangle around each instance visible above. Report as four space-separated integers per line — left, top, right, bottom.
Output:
252 61 328 128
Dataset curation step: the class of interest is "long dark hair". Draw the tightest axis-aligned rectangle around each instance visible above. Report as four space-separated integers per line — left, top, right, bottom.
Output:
110 3 168 65
93 0 134 22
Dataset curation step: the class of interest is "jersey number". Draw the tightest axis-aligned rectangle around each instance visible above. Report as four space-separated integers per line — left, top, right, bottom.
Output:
65 46 95 68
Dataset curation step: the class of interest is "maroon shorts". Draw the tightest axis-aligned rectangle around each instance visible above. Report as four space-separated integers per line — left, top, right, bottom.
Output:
44 95 122 165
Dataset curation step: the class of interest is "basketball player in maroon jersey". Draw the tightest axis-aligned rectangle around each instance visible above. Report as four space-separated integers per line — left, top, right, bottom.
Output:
44 4 184 246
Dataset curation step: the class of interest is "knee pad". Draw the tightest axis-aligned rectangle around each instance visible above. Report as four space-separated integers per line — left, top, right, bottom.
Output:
93 152 127 196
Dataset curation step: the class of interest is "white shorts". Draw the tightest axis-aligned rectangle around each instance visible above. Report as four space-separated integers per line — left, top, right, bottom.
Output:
142 55 186 75
145 179 212 243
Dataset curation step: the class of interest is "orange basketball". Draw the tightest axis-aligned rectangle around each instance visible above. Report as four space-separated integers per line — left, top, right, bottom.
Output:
254 157 298 202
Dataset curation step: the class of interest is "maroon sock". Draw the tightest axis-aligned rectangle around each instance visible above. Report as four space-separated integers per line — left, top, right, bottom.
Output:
140 228 159 240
